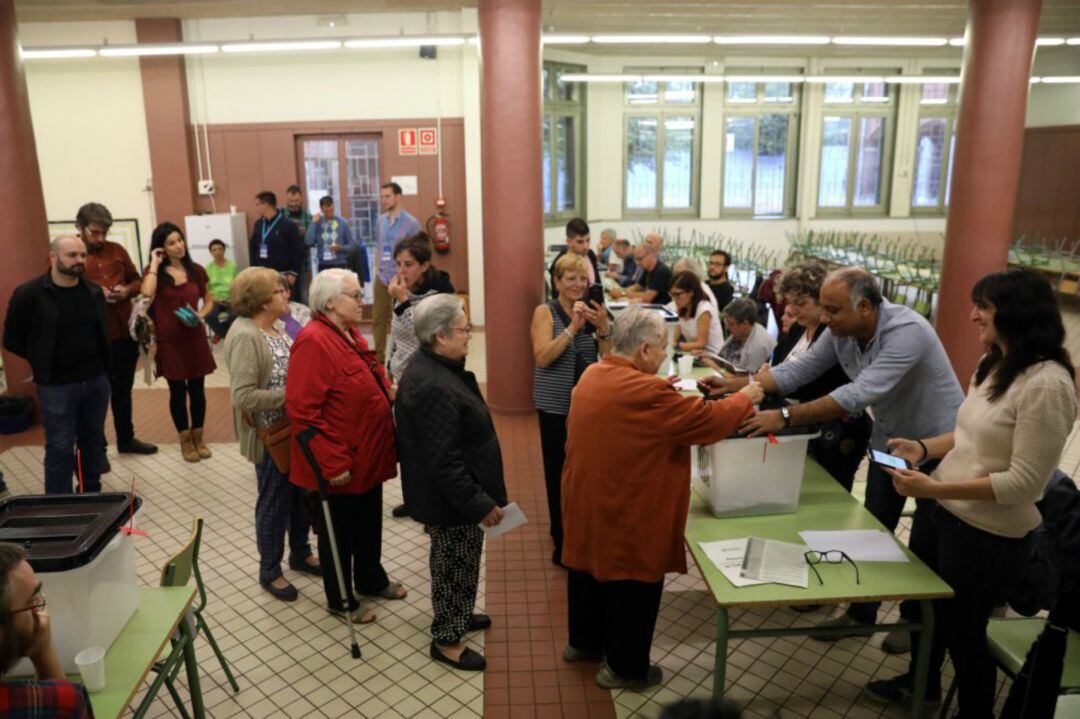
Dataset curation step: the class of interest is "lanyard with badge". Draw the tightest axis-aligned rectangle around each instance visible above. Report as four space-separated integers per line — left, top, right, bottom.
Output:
260 213 282 259
321 219 339 261
380 216 397 269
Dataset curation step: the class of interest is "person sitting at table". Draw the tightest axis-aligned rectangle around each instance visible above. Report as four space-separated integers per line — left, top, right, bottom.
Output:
0 543 93 718
863 268 1077 715
205 239 237 340
560 307 764 691
532 253 611 566
716 298 776 371
670 271 722 357
672 258 718 310
605 239 637 287
609 243 672 305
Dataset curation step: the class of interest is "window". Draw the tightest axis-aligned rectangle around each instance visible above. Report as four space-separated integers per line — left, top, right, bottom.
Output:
624 72 701 215
818 77 897 214
544 62 585 223
720 75 800 217
911 75 959 214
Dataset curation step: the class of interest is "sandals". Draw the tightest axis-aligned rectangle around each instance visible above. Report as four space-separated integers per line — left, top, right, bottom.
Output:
366 581 408 600
328 606 377 624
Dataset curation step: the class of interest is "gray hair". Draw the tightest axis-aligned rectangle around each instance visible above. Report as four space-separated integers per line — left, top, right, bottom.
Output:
601 228 617 240
308 268 356 314
826 267 883 310
612 306 666 356
723 297 759 325
413 293 465 348
673 257 703 277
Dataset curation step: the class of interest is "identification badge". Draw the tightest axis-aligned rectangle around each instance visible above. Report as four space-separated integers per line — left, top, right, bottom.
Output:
322 244 334 261
259 243 269 259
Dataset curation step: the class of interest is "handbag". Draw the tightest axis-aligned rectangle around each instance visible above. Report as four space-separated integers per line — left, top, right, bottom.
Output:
243 411 291 473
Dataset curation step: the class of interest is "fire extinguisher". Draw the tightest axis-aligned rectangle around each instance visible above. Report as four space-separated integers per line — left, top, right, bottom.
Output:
426 198 451 254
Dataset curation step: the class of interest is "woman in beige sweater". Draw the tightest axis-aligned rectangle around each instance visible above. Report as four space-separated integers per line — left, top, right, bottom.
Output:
865 268 1077 717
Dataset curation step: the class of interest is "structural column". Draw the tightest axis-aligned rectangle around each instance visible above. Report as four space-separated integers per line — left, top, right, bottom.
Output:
478 0 543 413
0 0 51 398
135 18 198 226
937 0 1041 381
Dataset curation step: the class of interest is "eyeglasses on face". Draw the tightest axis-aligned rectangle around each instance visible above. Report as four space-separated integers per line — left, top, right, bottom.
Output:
10 594 46 616
340 290 363 302
804 550 860 585
450 323 472 335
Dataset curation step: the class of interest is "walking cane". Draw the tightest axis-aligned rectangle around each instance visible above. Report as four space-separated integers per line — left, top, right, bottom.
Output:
296 427 362 660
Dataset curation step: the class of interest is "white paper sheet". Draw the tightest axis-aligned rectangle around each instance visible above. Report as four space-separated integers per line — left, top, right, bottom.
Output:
740 537 809 588
674 378 699 391
481 502 527 538
798 530 910 563
698 538 768 588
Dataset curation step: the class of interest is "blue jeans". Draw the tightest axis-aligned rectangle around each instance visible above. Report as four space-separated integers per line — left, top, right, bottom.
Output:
37 373 110 494
254 454 312 584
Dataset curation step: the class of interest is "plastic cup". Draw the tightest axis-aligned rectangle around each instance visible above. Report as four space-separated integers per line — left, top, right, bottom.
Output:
75 646 106 692
678 355 694 377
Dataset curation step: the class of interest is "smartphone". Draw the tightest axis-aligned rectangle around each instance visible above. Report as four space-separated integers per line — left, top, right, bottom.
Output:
867 449 911 470
587 283 605 307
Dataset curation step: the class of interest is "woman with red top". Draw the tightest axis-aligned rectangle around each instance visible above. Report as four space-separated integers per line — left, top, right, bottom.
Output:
286 268 408 624
140 222 216 462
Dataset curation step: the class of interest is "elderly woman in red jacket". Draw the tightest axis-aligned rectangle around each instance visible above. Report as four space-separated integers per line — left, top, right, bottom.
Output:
286 268 408 624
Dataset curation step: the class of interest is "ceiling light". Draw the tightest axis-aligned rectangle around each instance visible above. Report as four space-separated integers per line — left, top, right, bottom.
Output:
542 35 590 45
559 74 642 83
884 76 960 84
1068 38 1080 46
1036 38 1066 46
832 36 949 47
949 38 966 46
591 34 711 44
724 75 806 83
99 44 219 57
221 40 342 53
806 75 885 83
1030 77 1042 83
1041 76 1080 84
344 36 466 48
920 98 949 105
21 47 97 59
642 74 725 83
714 35 829 45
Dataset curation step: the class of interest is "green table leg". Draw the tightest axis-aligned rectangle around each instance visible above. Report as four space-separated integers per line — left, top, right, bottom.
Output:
910 600 935 719
713 607 730 699
179 613 206 719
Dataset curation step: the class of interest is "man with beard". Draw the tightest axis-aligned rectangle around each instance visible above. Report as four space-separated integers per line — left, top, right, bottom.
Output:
75 203 157 461
3 236 112 493
282 185 313 301
0 542 93 717
706 250 735 310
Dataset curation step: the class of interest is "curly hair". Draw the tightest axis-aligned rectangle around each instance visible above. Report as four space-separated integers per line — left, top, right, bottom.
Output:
777 262 829 300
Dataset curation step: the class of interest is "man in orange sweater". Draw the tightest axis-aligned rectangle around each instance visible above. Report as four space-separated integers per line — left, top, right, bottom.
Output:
560 307 763 691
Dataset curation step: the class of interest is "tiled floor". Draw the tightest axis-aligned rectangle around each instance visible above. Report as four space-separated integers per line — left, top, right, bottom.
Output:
3 312 1079 718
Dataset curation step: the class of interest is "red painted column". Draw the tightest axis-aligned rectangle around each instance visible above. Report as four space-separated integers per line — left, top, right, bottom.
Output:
478 0 543 413
0 0 50 398
937 0 1041 382
135 18 198 226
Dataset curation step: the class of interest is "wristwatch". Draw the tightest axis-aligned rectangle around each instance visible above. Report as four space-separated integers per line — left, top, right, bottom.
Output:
780 406 792 428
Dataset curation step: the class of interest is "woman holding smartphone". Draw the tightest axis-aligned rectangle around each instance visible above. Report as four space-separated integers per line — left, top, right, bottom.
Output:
865 268 1077 717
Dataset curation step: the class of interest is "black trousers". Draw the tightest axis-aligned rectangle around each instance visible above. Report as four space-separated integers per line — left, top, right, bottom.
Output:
537 410 568 560
315 485 390 611
808 413 872 493
567 570 663 680
901 503 1032 718
108 338 139 444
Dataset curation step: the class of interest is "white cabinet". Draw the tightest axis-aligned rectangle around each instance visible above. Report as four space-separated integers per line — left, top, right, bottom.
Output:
184 212 250 269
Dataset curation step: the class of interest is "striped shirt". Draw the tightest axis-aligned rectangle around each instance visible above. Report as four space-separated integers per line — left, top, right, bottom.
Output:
533 302 599 416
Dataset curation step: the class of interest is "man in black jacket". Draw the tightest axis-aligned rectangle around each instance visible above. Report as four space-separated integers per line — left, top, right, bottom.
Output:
3 236 112 493
250 191 305 300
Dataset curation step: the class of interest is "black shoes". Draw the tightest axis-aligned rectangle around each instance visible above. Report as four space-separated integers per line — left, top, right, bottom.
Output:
430 641 486 672
864 674 940 707
101 455 112 474
118 438 158 455
261 579 299 602
288 557 323 577
563 645 603 663
391 504 410 518
466 614 492 632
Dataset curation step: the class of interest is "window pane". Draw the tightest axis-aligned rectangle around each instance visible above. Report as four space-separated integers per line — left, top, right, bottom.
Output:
763 82 793 103
554 67 576 102
723 117 755 209
627 79 659 105
556 116 576 212
542 66 550 100
921 82 950 105
824 82 854 103
542 116 552 213
756 114 790 215
303 139 341 216
862 81 889 103
664 80 697 104
626 116 658 209
727 82 756 103
854 116 886 206
819 116 851 207
663 116 694 208
945 132 956 206
912 117 947 207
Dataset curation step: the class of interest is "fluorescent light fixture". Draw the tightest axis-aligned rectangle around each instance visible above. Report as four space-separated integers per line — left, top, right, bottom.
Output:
99 43 218 57
714 35 829 45
1041 76 1080 84
642 74 725 83
724 75 806 83
1030 77 1042 83
542 35 590 45
948 37 966 46
344 36 465 48
222 40 342 53
1068 38 1080 46
1036 38 1066 46
884 76 960 84
920 98 949 105
559 73 642 83
806 75 885 83
21 47 97 59
591 34 711 44
832 36 948 47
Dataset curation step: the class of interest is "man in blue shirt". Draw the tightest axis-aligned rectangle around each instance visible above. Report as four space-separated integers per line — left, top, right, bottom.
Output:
305 196 356 273
249 191 304 300
373 182 421 364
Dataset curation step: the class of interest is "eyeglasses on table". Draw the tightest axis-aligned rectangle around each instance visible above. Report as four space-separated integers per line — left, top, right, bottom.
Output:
804 550 860 585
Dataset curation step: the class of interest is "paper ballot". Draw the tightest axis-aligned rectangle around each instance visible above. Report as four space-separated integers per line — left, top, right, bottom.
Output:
674 378 700 391
699 539 768 588
798 530 910 563
740 537 809 588
481 502 527 538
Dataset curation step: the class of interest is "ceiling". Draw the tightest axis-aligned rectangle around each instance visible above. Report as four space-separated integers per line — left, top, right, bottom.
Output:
14 0 1080 36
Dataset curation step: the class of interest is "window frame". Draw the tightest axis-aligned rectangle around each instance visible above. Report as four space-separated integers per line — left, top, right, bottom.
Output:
911 79 959 216
544 61 586 226
816 80 898 217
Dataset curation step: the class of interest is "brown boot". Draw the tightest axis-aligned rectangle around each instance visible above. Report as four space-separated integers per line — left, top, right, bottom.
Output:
190 427 212 459
179 430 200 463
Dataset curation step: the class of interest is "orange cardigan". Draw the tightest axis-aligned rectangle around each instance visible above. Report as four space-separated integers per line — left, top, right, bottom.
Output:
561 355 754 583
